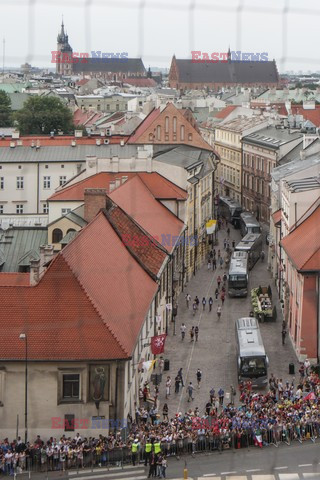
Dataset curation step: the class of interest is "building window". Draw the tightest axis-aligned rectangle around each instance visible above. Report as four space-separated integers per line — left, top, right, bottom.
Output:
149 133 153 141
106 104 110 111
157 125 161 141
16 204 24 214
16 176 24 189
61 208 71 216
43 203 49 214
64 414 75 432
116 104 119 111
52 228 63 243
61 164 65 168
45 165 49 169
0 177 3 190
180 125 185 141
0 205 3 214
43 176 51 189
173 116 177 133
165 116 169 133
62 374 80 400
18 165 22 169
59 176 67 186
188 133 193 141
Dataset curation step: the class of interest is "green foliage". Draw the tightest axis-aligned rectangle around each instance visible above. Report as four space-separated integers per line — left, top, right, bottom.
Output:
0 90 12 127
14 96 74 135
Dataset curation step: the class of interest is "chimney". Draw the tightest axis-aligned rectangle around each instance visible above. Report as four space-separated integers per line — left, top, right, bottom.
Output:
30 259 40 285
84 188 107 223
44 245 54 265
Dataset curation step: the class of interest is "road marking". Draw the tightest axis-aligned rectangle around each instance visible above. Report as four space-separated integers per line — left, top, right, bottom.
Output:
202 474 217 477
69 465 143 475
274 466 289 470
70 475 146 480
221 472 237 475
299 464 313 467
278 474 300 480
225 476 246 480
177 269 216 413
246 469 262 473
252 476 275 480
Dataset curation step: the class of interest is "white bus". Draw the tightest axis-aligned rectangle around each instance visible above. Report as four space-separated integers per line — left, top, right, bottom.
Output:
239 212 262 237
235 317 269 388
235 233 263 269
228 251 249 297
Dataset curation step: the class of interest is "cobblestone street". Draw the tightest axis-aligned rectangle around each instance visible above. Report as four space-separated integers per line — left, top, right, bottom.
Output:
157 223 300 418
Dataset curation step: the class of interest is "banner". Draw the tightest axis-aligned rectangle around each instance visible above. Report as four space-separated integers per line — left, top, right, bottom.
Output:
142 360 155 372
151 334 167 355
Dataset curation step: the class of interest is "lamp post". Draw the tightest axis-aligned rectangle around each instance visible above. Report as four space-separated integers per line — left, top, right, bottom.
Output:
19 333 28 444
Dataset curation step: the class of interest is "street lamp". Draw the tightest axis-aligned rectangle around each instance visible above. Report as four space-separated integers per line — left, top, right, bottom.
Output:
19 333 28 444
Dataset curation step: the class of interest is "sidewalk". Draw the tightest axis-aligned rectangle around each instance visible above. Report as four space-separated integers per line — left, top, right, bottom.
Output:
157 223 299 419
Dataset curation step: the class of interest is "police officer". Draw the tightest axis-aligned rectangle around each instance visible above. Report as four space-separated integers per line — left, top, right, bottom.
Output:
131 438 139 466
153 437 161 460
144 438 152 466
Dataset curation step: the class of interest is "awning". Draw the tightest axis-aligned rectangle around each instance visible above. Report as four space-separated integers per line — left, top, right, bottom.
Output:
206 219 217 234
272 209 281 226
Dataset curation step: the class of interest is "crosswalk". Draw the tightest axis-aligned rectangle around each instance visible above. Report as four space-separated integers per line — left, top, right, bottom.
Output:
65 466 320 480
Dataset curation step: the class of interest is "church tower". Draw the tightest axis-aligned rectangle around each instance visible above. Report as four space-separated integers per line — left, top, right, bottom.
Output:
56 20 73 76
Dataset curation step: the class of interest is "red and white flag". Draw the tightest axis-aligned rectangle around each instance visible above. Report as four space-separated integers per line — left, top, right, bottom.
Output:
151 334 167 355
254 433 263 448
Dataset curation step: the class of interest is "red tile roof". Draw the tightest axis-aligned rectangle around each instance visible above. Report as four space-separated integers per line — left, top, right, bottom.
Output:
76 79 90 86
291 106 320 127
214 105 238 119
109 175 184 254
129 108 161 143
125 78 157 87
0 273 30 286
105 202 167 279
281 205 320 271
0 212 158 361
49 172 187 201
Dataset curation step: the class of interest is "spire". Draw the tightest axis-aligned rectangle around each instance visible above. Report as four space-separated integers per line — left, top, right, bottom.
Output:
57 17 66 44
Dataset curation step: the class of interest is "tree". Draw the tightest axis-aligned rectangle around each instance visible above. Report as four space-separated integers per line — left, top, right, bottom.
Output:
14 96 74 134
0 90 12 127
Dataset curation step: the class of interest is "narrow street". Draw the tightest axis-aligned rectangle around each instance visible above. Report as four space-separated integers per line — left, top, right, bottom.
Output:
157 223 299 417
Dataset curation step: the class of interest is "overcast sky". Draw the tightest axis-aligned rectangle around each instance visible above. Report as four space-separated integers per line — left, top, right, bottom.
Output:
0 0 319 72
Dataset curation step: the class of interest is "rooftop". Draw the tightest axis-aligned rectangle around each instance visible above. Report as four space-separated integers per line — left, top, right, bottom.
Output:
216 116 267 133
243 126 303 149
284 176 320 193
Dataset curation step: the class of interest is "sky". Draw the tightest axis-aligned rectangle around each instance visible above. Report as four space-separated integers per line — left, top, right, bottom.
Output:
0 0 319 73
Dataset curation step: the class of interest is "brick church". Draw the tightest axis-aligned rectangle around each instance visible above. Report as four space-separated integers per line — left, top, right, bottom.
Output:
168 52 280 91
55 21 146 81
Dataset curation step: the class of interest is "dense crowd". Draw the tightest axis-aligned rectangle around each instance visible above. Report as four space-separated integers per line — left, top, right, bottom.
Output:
1 366 320 475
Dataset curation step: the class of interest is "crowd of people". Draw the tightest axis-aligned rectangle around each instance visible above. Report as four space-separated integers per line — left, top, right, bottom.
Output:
2 366 319 475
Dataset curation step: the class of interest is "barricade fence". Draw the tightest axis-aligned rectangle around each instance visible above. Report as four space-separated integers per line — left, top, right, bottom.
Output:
4 422 320 476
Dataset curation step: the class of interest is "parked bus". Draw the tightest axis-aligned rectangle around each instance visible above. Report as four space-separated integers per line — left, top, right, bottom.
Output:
235 233 263 269
235 317 269 388
228 252 249 297
239 212 262 237
218 196 242 228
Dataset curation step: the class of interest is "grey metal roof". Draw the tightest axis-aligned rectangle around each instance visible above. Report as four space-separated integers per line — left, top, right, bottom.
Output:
243 126 303 149
271 153 320 183
153 145 212 170
175 59 279 84
236 317 266 357
47 207 86 227
0 144 138 163
0 227 47 272
73 58 146 74
284 176 320 193
60 230 79 245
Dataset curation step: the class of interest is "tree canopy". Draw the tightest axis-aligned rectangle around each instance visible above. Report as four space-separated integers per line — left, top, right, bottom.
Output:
0 90 12 127
14 96 74 134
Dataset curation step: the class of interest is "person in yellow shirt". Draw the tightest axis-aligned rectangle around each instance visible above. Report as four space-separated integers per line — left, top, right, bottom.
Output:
131 438 140 466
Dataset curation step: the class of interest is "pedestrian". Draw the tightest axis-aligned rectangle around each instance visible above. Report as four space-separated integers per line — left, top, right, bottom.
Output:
217 305 222 320
213 248 216 258
192 301 197 316
207 259 211 270
282 328 287 345
232 239 235 249
162 403 169 421
187 382 194 402
209 387 215 403
195 296 200 308
195 325 199 341
180 322 186 341
217 275 221 289
219 256 224 269
202 297 206 311
218 249 221 259
212 257 216 270
208 297 213 312
210 249 213 259
159 357 164 375
174 375 180 394
226 241 230 252
218 387 224 406
230 385 235 406
196 369 202 388
185 293 191 308
223 272 227 283
165 376 171 399
223 238 227 250
260 250 265 262
304 358 311 376
131 438 139 466
215 288 219 300
148 452 156 478
144 438 152 467
206 401 212 416
227 227 230 237
161 455 167 478
221 291 225 306
190 326 195 342
178 367 184 387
